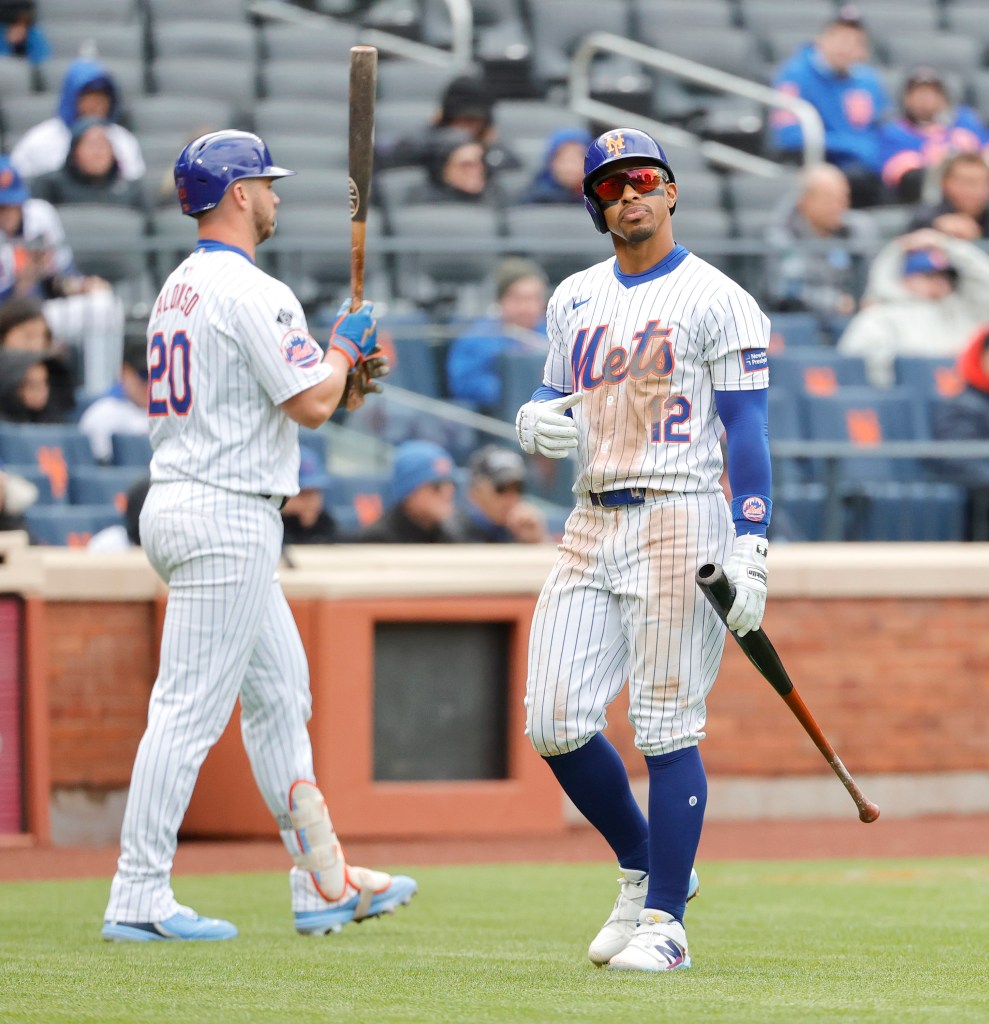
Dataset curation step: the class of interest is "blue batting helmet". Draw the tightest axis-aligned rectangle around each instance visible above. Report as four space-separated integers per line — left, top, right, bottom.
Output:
174 130 295 217
582 127 676 233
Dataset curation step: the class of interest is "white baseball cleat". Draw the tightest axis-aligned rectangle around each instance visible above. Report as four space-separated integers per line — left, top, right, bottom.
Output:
607 909 691 971
587 867 698 966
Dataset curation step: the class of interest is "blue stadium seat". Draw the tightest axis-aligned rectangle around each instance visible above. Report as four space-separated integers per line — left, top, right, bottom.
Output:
24 505 123 547
771 482 828 542
325 473 389 530
0 464 59 505
68 466 147 510
770 351 869 400
298 429 329 466
844 483 968 542
768 390 806 485
768 312 823 351
0 425 95 504
893 356 965 434
377 314 442 398
498 350 549 423
110 433 153 468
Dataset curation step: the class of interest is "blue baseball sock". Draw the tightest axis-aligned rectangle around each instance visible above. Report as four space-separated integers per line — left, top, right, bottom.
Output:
644 745 708 923
544 734 649 872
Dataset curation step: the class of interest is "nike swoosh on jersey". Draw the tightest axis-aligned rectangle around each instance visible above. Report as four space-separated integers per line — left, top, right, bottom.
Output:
572 297 591 309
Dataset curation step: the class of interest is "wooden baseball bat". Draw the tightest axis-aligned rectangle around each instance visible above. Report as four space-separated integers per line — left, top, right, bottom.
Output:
348 45 377 314
695 562 880 824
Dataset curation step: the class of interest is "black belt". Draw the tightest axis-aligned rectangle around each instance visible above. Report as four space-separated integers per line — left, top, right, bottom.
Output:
588 488 647 508
260 494 288 510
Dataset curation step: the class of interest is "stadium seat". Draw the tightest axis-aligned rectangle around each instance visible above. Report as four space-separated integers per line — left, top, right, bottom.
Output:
325 472 389 529
146 0 247 20
768 389 806 485
298 429 329 466
893 356 965 434
376 61 456 101
0 424 95 503
258 135 348 171
68 465 147 510
44 21 144 60
110 433 153 468
0 464 59 505
23 504 123 547
41 56 145 99
0 56 34 99
128 96 234 137
261 23 360 62
947 3 989 45
771 482 828 542
740 0 835 35
802 386 926 483
261 60 350 101
728 171 801 214
770 350 869 400
528 0 631 85
643 27 768 82
376 315 443 398
38 0 138 23
372 99 435 146
152 58 258 112
495 101 589 145
56 205 148 286
844 482 968 542
504 205 608 285
252 98 349 139
767 313 824 352
1 93 59 146
634 0 734 32
880 34 982 74
152 23 257 63
497 350 548 423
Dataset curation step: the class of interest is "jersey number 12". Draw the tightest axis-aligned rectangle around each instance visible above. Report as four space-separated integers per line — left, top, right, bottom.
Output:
148 329 193 416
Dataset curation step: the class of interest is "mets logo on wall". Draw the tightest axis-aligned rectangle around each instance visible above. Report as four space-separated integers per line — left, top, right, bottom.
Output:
742 496 768 522
280 329 321 368
605 132 626 156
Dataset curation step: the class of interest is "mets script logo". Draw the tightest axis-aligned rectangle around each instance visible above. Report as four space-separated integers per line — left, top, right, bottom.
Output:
604 132 626 157
571 319 674 389
280 329 321 368
742 497 767 522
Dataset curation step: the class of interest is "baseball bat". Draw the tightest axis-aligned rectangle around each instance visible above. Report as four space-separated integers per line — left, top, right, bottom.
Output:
695 562 880 824
348 45 377 314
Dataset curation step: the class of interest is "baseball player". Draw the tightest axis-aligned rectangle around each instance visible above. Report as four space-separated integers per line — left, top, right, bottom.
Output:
102 130 415 941
516 128 771 971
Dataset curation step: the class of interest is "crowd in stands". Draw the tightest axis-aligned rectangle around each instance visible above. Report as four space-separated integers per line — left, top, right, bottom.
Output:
1 0 989 545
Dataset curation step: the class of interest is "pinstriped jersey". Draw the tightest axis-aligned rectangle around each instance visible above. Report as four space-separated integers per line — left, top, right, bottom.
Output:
543 245 770 496
147 245 332 496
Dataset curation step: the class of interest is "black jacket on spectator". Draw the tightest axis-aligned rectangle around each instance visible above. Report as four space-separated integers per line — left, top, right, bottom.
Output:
357 505 461 544
932 327 989 485
0 348 73 422
282 511 338 545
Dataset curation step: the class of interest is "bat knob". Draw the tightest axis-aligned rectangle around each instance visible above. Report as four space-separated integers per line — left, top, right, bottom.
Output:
858 802 881 823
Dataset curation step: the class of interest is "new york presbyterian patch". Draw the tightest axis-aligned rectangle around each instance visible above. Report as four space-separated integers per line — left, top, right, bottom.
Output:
280 329 321 368
742 348 768 373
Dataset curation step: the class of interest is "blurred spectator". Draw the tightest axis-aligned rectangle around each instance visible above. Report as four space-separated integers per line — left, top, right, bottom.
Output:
771 6 889 206
379 73 520 178
0 0 49 65
446 257 548 414
281 448 338 545
78 334 148 463
30 118 146 210
0 156 124 390
519 128 592 205
0 459 38 532
766 163 878 322
838 229 989 386
452 445 548 543
908 152 989 241
422 128 498 204
931 325 989 539
358 441 460 543
878 68 989 204
0 295 51 351
87 474 150 553
0 348 73 422
10 58 145 181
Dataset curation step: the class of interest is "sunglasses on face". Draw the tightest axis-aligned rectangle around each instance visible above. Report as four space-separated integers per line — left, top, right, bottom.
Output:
591 166 668 203
495 482 524 495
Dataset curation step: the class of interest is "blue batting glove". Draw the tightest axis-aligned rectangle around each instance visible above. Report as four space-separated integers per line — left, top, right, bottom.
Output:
329 299 377 368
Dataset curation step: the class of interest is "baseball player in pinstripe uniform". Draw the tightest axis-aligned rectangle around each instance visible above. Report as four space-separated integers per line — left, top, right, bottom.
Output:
516 128 771 971
102 131 416 941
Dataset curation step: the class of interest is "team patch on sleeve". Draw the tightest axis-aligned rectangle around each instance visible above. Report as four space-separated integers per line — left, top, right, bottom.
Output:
742 496 767 522
280 329 322 368
741 348 768 373
276 308 294 327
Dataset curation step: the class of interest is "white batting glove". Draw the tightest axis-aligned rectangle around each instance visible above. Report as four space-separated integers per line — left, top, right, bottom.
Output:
723 534 769 637
516 393 583 459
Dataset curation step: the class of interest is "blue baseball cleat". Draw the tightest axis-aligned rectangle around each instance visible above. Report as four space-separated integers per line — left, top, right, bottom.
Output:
294 869 418 936
102 905 238 942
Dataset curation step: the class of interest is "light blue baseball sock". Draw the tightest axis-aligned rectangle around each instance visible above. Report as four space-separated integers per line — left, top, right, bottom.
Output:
544 733 649 872
644 745 708 923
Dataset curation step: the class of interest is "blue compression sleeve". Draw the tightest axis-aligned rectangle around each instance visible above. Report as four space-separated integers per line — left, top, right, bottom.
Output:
714 387 772 536
531 384 566 402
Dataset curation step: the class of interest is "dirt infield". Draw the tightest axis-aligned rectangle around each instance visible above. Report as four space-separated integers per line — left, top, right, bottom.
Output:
1 815 986 882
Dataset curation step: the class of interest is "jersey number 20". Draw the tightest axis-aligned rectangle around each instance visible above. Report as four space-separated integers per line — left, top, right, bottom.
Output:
148 330 193 416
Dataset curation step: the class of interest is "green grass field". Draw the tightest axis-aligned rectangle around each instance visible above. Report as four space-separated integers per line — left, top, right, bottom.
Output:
2 858 987 1024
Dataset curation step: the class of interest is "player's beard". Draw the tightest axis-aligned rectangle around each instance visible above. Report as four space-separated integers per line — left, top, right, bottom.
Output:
254 204 276 244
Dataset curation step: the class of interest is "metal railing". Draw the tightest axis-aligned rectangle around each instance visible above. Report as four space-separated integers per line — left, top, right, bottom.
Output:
569 32 825 177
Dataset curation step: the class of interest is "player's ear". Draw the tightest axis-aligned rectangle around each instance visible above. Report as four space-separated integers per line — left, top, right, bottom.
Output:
666 182 677 210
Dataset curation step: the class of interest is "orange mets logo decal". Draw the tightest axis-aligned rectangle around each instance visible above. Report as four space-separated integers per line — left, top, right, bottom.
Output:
604 133 626 157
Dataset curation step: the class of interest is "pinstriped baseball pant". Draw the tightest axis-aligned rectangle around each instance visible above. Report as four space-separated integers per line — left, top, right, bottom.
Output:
525 491 734 759
106 480 313 923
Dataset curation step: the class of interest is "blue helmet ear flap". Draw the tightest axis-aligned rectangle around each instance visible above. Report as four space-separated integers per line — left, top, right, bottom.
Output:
584 193 607 233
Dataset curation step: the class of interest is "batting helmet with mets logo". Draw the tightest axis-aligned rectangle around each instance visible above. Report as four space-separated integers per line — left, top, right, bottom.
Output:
582 127 677 232
174 130 295 217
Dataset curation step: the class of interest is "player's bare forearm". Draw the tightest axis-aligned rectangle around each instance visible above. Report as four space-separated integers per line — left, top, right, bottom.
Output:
281 350 350 428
